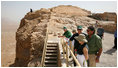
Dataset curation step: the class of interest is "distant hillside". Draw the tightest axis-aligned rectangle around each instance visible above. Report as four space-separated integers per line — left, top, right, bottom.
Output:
49 5 91 16
1 18 19 32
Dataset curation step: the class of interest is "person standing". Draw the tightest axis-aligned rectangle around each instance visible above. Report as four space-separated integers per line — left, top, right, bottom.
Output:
113 30 117 49
95 21 99 34
59 27 72 44
30 8 33 13
58 27 72 57
71 30 77 52
74 34 89 67
70 26 84 50
95 21 98 29
86 26 102 67
69 25 84 66
58 26 72 41
72 30 77 35
97 25 104 39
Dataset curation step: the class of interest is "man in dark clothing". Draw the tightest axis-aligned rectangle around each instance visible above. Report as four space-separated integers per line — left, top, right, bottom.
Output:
70 30 77 53
30 8 33 12
113 30 117 49
69 25 83 66
97 25 104 39
70 26 83 50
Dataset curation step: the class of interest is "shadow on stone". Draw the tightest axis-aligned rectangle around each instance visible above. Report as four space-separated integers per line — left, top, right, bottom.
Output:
9 63 15 67
103 48 117 55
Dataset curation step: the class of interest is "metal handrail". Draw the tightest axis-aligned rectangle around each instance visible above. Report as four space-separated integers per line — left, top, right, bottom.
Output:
61 37 81 67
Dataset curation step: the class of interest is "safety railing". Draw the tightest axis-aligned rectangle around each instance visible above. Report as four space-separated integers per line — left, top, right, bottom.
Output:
57 43 61 67
40 25 48 67
61 37 81 67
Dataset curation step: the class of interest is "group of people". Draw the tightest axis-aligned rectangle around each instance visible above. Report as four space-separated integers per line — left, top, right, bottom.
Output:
59 25 103 67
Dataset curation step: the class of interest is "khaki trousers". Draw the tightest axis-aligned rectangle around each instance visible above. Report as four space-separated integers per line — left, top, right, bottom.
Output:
88 54 96 67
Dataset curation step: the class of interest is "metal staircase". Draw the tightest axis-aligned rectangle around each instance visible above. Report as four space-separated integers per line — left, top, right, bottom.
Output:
44 43 58 67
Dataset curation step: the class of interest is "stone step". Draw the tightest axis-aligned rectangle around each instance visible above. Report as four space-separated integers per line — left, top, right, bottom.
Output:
45 57 57 59
45 64 58 67
47 43 58 44
47 44 57 47
45 59 57 61
46 53 57 56
47 45 57 47
45 60 57 63
46 50 57 52
47 47 57 50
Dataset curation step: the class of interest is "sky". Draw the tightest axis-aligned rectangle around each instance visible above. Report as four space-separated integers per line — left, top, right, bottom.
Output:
1 1 117 23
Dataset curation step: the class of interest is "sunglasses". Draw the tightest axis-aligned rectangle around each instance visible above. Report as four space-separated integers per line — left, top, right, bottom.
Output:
87 30 90 32
77 29 82 30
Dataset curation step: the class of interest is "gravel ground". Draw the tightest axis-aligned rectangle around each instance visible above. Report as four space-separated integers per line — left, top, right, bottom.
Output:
96 32 117 67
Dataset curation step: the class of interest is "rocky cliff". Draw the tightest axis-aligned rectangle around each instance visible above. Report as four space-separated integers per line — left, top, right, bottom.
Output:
14 9 50 67
90 12 117 22
14 5 116 67
14 5 92 67
50 5 91 16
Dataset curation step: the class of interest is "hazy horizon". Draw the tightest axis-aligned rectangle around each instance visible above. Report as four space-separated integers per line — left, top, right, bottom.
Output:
1 1 117 23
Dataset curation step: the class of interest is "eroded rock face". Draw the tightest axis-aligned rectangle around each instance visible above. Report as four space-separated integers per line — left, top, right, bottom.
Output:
50 5 91 16
14 9 50 67
102 23 116 33
14 5 116 67
91 12 117 22
14 5 92 67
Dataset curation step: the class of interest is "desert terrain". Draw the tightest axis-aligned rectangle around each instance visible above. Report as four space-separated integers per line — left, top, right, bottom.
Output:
1 19 117 67
1 5 117 67
1 19 19 66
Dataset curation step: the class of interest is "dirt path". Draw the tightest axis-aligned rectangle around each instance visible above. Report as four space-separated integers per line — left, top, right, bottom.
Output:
48 31 117 67
96 32 117 67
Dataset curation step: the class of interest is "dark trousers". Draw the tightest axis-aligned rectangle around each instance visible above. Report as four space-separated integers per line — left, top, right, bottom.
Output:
113 37 117 49
73 49 76 66
97 34 103 39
